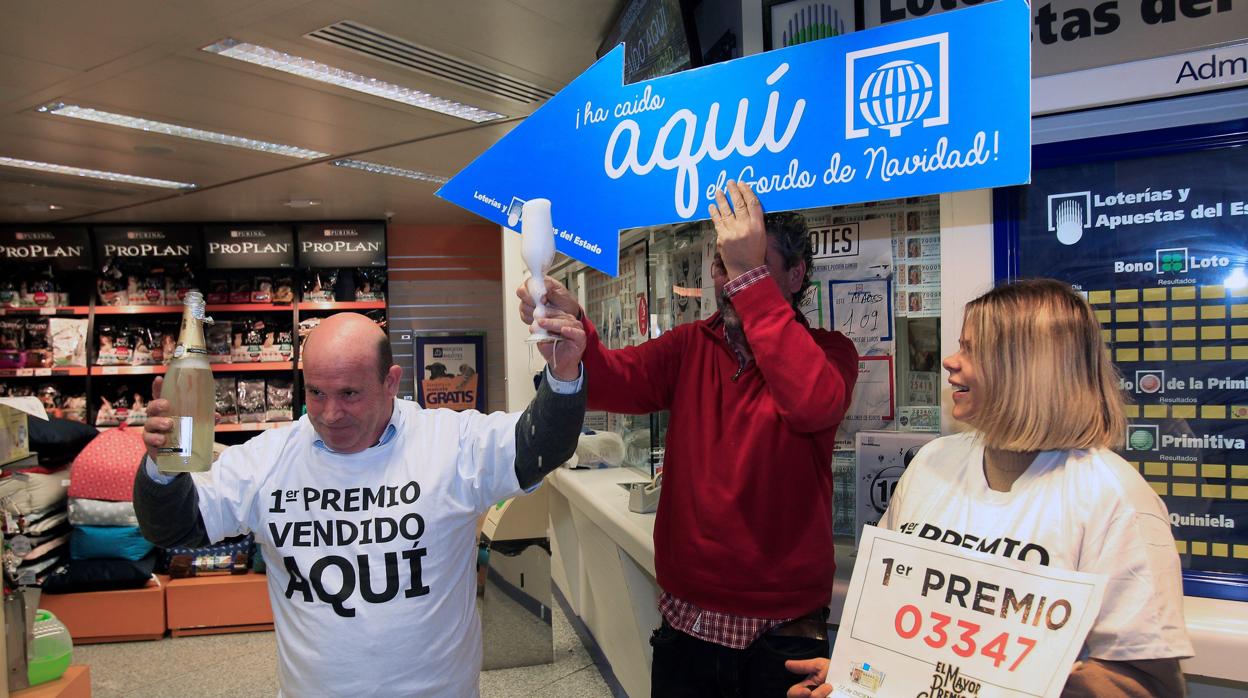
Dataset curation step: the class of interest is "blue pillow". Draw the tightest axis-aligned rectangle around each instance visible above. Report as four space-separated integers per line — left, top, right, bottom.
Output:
70 525 154 561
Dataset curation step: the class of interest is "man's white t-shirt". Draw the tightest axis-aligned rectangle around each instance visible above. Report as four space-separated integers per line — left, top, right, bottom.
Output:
880 432 1194 662
189 399 525 697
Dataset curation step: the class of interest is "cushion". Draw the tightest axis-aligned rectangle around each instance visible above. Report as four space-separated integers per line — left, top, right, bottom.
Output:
161 534 255 578
68 497 138 527
20 533 70 562
40 553 156 594
0 469 70 516
66 425 145 502
28 416 99 469
69 525 154 561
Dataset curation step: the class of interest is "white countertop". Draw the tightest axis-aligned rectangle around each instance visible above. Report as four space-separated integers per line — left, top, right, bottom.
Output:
548 466 1248 683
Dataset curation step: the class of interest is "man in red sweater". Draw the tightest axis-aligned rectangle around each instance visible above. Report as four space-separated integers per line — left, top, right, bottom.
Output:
519 181 857 696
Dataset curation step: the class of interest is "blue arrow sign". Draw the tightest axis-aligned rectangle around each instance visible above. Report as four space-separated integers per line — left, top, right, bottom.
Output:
437 0 1031 276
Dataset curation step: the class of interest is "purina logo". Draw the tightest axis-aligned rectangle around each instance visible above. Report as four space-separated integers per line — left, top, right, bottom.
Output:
1047 191 1092 246
126 231 164 240
1135 370 1165 395
14 232 55 241
845 33 948 140
230 230 266 238
322 229 359 237
1126 424 1158 452
1156 248 1189 274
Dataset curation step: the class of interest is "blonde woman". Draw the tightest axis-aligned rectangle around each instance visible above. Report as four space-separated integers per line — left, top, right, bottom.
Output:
789 279 1193 697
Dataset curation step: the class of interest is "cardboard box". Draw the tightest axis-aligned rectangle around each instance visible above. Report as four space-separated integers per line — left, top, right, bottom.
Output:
165 573 273 637
39 576 165 644
13 665 90 698
0 397 47 466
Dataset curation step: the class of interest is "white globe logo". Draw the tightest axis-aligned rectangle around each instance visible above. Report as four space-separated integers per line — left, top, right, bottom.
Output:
858 59 933 137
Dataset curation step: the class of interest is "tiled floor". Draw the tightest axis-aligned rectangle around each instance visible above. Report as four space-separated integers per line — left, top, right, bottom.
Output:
74 599 616 697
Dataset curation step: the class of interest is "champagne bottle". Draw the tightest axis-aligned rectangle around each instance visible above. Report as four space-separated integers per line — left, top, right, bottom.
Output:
156 290 215 473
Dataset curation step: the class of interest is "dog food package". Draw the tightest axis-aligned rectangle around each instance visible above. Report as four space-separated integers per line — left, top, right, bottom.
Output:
206 277 230 305
95 323 133 366
24 317 51 368
265 378 293 422
273 276 295 304
229 277 252 304
215 376 238 424
237 378 266 423
49 318 88 367
303 269 338 303
355 268 386 302
206 319 233 363
251 276 274 304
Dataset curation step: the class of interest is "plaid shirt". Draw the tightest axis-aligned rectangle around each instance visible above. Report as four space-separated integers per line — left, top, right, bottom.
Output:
659 592 791 650
659 264 788 650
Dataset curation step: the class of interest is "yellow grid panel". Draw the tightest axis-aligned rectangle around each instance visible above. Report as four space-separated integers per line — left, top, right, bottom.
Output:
1116 289 1140 303
1172 347 1197 360
1117 348 1140 362
1202 326 1227 340
1213 543 1229 557
1192 541 1208 555
1102 329 1112 342
1143 348 1168 361
1233 465 1248 479
1124 405 1140 418
1202 405 1228 419
1173 483 1198 497
1143 288 1168 302
1144 462 1168 476
1204 485 1228 498
1143 308 1168 322
1150 481 1168 496
1204 464 1227 478
1173 463 1197 477
1172 326 1197 340
1235 347 1248 361
1172 286 1197 300
1202 305 1227 320
1144 327 1168 341
1088 290 1111 305
1173 405 1197 419
1236 545 1248 560
1233 304 1248 318
1233 325 1248 339
1203 346 1227 361
1116 328 1140 342
1234 486 1248 500
1172 306 1196 321
1143 405 1168 418
1116 308 1140 323
1096 310 1112 324
1175 541 1188 554
1201 285 1226 299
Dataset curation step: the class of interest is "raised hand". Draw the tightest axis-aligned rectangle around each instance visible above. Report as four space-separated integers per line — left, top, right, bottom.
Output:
141 376 173 462
709 180 767 279
517 277 581 326
533 310 587 382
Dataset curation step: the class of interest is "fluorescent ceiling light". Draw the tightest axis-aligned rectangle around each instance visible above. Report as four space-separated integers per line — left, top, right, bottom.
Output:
0 156 195 190
203 38 505 123
40 103 328 159
331 159 448 183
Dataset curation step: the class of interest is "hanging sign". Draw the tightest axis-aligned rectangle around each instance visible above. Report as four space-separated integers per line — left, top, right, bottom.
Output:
827 526 1106 698
437 0 1031 275
296 223 386 268
92 226 198 262
203 225 295 269
0 228 92 271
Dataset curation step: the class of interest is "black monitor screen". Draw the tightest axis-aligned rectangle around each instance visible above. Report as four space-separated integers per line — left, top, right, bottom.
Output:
598 0 696 84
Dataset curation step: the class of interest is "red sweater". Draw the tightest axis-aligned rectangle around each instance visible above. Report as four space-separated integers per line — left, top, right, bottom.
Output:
583 277 857 618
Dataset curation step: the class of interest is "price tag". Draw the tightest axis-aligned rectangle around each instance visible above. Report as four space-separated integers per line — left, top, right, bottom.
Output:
34 368 51 376
15 369 33 377
39 307 56 315
102 366 120 375
826 526 1106 698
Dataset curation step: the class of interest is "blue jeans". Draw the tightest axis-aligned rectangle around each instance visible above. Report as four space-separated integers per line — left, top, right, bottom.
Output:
649 620 829 698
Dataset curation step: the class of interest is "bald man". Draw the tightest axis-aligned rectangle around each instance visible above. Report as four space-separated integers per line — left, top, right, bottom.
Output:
133 312 587 697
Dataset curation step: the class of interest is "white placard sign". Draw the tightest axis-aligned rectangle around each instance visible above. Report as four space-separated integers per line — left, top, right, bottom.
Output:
827 526 1106 698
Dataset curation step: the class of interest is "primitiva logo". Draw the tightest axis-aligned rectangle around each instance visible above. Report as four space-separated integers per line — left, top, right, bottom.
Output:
846 33 949 140
1126 424 1158 452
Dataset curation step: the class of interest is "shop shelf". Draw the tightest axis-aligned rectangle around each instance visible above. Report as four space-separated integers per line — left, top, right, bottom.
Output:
93 305 182 315
0 366 89 377
215 422 294 433
211 362 293 372
296 301 386 311
90 365 165 376
0 306 90 316
90 362 293 376
206 303 293 312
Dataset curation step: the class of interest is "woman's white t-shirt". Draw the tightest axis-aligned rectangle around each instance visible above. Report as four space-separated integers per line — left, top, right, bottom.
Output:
879 432 1194 661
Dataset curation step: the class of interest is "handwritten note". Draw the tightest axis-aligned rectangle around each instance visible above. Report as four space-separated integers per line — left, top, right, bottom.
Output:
830 279 891 342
